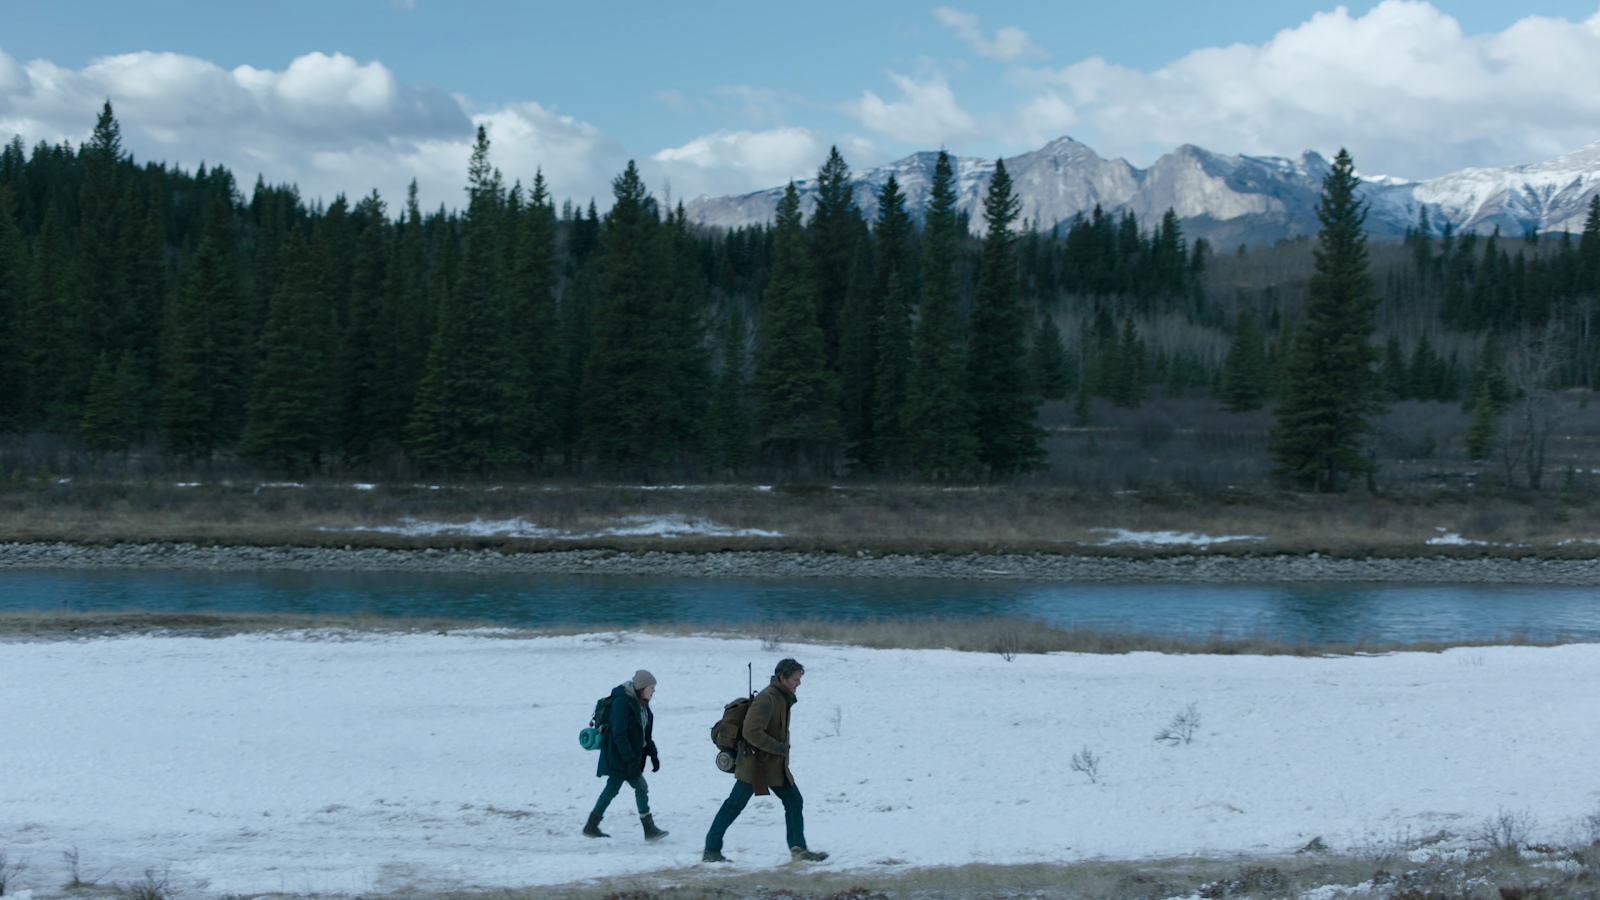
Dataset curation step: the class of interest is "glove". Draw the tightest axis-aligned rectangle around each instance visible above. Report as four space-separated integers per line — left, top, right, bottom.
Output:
650 752 660 772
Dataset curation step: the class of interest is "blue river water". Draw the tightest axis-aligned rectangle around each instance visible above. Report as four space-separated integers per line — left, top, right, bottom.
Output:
3 568 1599 645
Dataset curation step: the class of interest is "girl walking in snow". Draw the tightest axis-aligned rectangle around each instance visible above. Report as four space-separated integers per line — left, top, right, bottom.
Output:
584 669 668 841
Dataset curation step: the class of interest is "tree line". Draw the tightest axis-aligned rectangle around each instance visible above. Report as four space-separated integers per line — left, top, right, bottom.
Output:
4 103 1600 487
0 104 1193 480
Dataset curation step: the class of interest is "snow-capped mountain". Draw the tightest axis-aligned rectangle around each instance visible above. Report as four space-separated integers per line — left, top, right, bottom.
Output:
682 137 1600 245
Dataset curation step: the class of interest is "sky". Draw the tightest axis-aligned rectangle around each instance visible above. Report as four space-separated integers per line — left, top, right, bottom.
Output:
4 1 1600 214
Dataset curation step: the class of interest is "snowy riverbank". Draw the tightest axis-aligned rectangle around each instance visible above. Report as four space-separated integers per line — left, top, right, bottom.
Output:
4 631 1599 897
4 540 1600 583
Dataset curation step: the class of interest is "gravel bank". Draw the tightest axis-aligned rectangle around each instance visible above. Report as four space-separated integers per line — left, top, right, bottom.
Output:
4 540 1600 583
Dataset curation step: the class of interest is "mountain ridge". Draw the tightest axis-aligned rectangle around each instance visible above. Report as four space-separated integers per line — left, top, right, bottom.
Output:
682 137 1600 245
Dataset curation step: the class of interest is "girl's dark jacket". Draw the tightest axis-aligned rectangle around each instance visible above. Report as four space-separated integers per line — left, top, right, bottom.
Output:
597 682 656 780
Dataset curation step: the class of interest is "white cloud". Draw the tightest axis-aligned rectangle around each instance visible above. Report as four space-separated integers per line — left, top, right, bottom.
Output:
653 89 688 111
650 127 829 199
707 84 799 127
843 70 978 146
934 7 1044 61
1009 0 1600 178
0 47 624 211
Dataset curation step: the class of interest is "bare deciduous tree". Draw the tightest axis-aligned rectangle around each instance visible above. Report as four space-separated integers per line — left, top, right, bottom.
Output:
1499 323 1570 490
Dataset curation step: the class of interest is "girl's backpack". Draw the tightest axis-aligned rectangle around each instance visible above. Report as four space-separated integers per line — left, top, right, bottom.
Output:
578 694 615 750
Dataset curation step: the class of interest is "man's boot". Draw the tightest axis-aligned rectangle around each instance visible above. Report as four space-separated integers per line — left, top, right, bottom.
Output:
582 812 608 838
791 847 828 862
640 813 668 841
702 849 730 862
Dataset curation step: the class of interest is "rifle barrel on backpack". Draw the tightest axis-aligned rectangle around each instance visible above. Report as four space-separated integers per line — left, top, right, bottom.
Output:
710 663 755 773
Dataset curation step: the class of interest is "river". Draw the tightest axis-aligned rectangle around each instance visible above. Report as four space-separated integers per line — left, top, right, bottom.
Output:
5 568 1599 644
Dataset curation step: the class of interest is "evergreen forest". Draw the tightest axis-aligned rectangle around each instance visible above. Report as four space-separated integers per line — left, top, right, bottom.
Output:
5 104 1600 487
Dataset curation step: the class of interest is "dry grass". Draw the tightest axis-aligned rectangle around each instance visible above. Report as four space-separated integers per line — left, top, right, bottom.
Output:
6 380 1600 557
4 475 1600 557
1 612 1577 656
400 836 1600 900
640 616 1576 656
16 839 1595 900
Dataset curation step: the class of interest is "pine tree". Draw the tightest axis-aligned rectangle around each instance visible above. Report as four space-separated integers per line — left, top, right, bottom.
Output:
380 182 432 445
505 172 560 467
408 126 513 473
583 177 712 473
658 202 713 459
1577 194 1600 297
580 162 683 475
1110 317 1146 409
872 270 916 469
1411 206 1434 282
246 180 291 372
77 102 131 370
1408 332 1440 401
837 239 876 466
903 152 979 480
161 196 248 462
27 204 88 429
1090 307 1120 399
239 229 338 473
967 158 1047 475
339 191 389 466
123 173 169 427
1379 335 1406 400
751 181 838 469
1152 208 1186 299
706 300 751 472
1268 149 1386 491
80 351 138 454
1030 313 1071 401
1464 380 1501 461
556 263 594 472
866 175 915 470
1218 308 1269 411
809 147 861 374
1462 334 1511 414
0 185 29 432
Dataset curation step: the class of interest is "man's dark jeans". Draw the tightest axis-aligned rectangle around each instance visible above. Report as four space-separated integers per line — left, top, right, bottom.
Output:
703 779 805 852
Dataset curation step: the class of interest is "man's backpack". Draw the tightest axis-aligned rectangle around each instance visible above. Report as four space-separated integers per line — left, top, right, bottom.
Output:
579 694 615 751
710 696 752 771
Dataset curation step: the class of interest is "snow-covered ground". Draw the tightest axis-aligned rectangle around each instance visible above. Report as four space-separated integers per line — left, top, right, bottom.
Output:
321 514 784 540
1088 528 1266 547
4 633 1599 898
320 521 1269 546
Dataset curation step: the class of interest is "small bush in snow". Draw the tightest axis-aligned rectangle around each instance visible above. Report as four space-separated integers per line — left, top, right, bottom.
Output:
1069 746 1100 783
1199 865 1287 898
1473 808 1536 856
61 846 100 888
758 621 785 652
0 852 28 896
115 868 169 900
992 628 1021 661
1155 702 1202 745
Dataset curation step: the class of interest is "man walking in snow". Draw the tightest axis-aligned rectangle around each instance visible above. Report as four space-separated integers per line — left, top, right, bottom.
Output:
584 669 668 841
702 658 827 863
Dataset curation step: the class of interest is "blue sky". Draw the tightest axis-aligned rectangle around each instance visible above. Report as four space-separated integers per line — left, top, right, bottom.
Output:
4 1 1600 212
